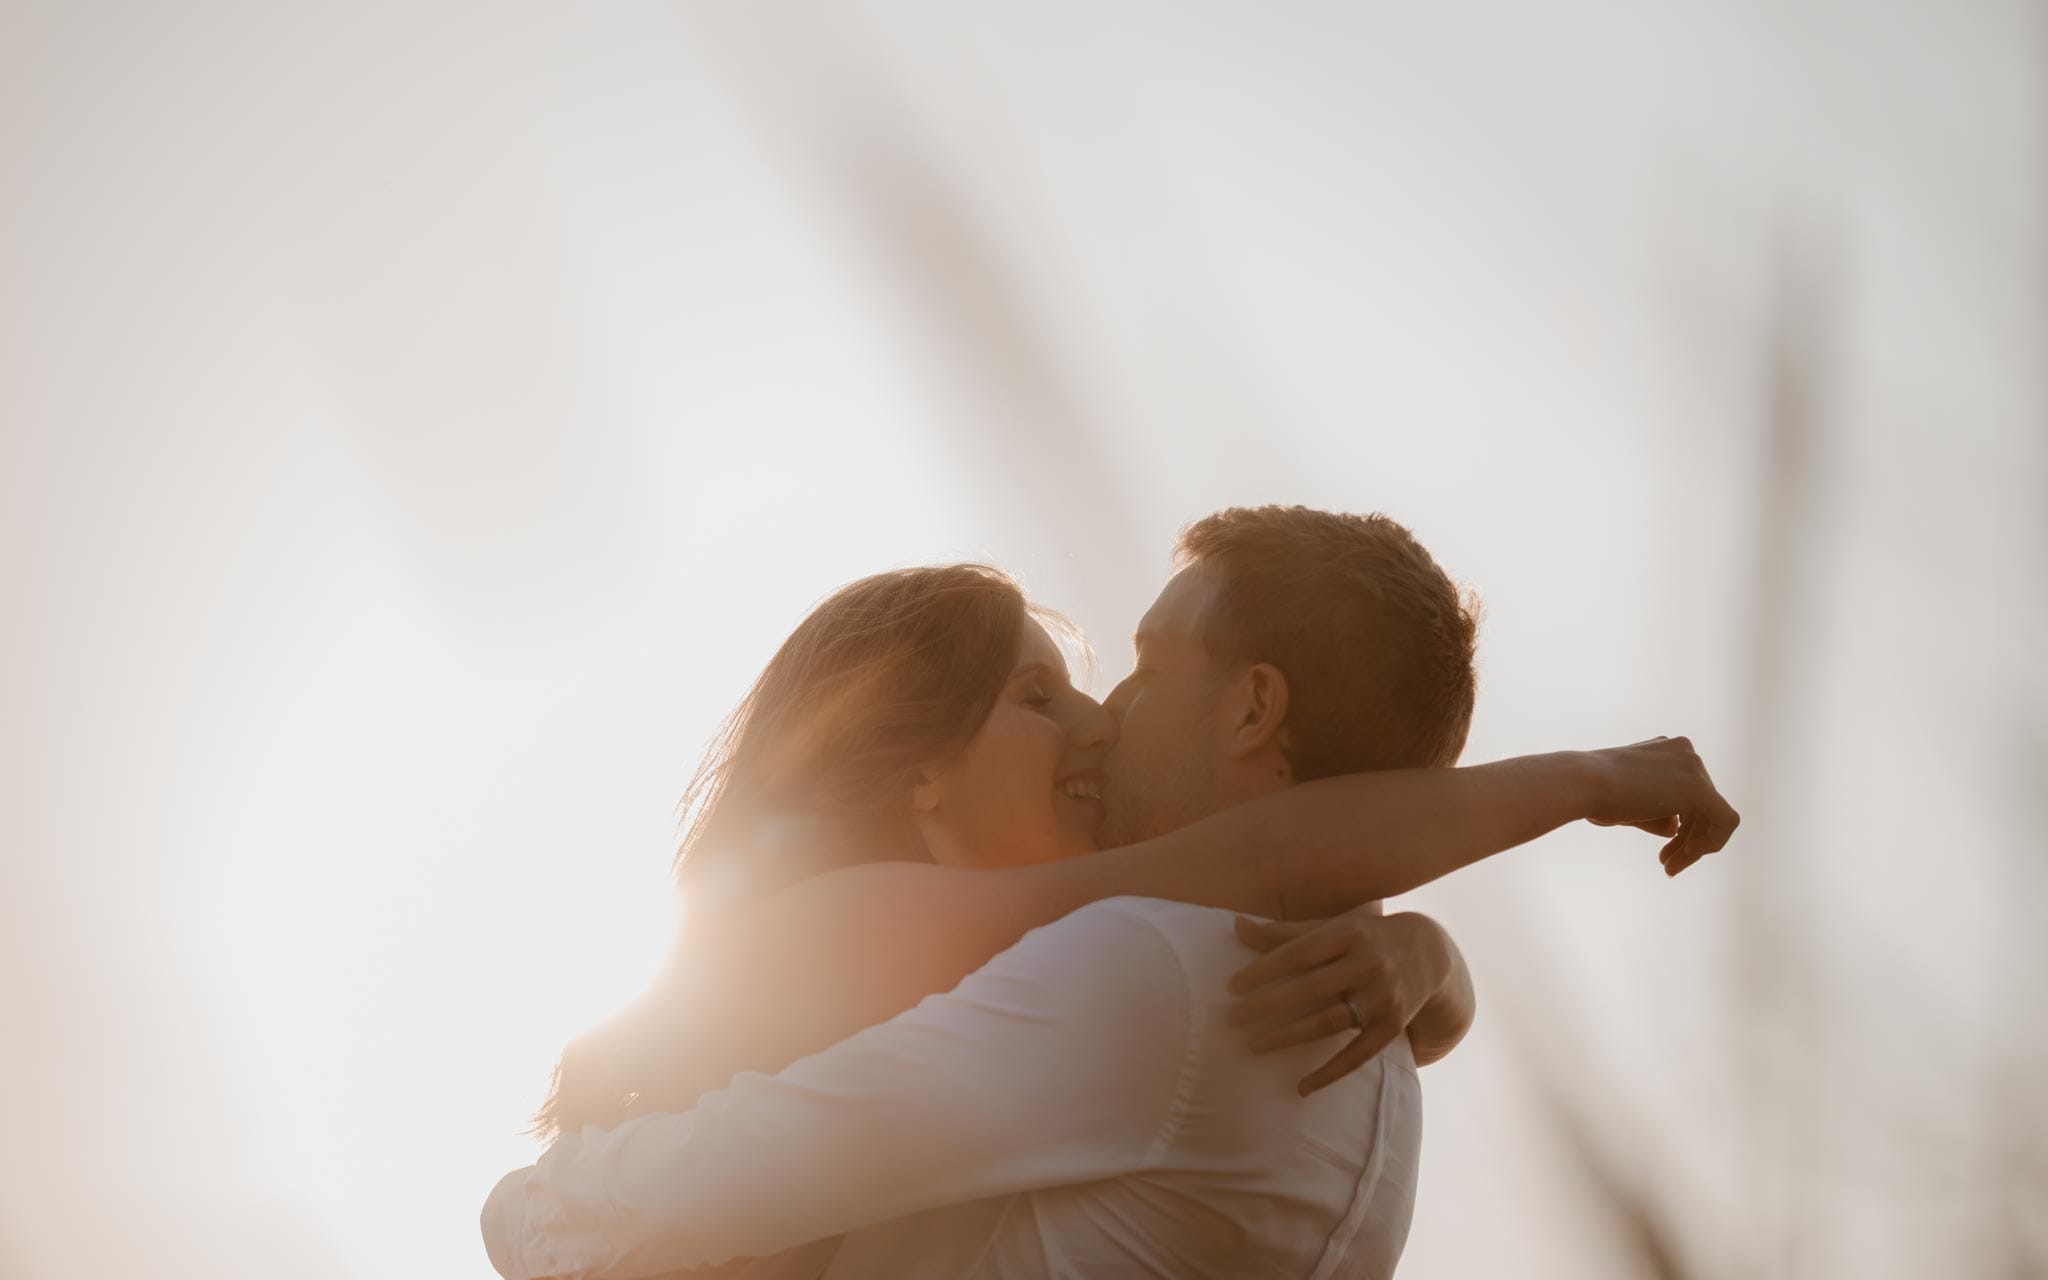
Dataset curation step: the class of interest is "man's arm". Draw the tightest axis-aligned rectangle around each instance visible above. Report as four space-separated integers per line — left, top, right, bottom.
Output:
483 900 1199 1280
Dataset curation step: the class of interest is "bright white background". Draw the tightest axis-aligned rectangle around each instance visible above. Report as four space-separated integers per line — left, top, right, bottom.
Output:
4 3 2043 1277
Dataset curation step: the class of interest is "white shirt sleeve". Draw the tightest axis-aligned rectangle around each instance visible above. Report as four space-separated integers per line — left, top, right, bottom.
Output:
483 898 1203 1279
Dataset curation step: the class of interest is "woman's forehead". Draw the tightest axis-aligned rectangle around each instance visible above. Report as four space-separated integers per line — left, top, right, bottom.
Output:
1015 617 1068 670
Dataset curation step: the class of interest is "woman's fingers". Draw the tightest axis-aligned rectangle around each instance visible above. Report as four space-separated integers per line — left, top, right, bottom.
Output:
1228 921 1353 995
1655 753 1739 877
1684 798 1739 866
1233 915 1316 954
1231 958 1360 1029
1660 822 1690 874
1226 909 1422 1094
1244 999 1357 1052
1300 1022 1402 1095
1661 807 1730 876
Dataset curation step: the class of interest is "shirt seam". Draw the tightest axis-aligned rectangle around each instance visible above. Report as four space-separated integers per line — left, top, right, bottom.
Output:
1304 1043 1409 1280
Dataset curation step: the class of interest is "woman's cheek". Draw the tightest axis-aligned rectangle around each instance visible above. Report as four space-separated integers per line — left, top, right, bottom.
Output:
1002 708 1054 825
1042 721 1079 843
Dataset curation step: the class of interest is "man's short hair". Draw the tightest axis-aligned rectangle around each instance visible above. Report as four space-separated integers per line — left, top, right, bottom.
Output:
1176 505 1480 776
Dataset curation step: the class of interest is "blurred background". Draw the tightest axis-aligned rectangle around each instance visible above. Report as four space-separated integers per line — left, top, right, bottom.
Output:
4 2 2044 1276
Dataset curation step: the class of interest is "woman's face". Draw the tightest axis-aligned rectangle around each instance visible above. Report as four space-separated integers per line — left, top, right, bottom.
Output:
912 617 1116 869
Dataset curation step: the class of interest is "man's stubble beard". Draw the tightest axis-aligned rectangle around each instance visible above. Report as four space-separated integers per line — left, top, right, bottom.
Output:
1098 750 1221 850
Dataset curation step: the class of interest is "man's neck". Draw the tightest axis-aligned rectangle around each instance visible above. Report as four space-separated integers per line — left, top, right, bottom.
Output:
1210 756 1293 813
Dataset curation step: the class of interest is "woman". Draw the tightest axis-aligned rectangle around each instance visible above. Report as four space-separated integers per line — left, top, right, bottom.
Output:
537 563 1730 1142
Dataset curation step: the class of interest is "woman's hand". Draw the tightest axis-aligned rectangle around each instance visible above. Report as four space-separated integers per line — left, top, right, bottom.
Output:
1228 909 1463 1094
1583 736 1740 876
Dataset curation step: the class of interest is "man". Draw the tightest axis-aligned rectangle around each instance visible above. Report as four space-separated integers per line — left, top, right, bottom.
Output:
1095 506 1484 1090
483 507 1724 1277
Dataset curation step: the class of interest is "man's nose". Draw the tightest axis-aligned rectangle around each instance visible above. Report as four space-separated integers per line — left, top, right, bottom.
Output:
1101 677 1134 724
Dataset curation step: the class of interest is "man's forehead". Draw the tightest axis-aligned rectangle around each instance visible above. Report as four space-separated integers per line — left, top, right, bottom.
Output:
1135 565 1216 646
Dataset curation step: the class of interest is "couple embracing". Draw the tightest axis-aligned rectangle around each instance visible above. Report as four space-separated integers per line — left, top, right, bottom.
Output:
483 505 1739 1279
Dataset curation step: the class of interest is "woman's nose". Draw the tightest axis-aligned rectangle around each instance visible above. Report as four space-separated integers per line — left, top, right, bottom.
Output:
1071 694 1117 749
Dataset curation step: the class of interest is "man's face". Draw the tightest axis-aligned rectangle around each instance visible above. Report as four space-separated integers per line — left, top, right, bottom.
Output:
1097 567 1232 847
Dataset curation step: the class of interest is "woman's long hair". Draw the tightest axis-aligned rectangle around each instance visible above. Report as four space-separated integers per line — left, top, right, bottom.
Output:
535 563 1062 1140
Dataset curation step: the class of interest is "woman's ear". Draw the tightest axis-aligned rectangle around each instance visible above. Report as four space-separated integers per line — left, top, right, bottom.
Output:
1227 662 1291 761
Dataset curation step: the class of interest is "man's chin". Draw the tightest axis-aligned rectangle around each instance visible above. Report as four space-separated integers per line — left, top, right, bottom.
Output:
1041 831 1101 861
1094 806 1139 851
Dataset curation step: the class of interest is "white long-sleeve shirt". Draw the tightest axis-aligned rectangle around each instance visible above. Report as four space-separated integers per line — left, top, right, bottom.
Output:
483 897 1422 1279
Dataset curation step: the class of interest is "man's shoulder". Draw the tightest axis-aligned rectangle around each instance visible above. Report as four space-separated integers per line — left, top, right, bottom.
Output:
933 900 1214 1065
1023 897 1249 986
1044 896 1241 948
958 900 1257 1036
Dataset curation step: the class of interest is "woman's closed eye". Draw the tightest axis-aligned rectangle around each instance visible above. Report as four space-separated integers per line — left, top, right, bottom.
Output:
1013 673 1057 707
1011 659 1075 711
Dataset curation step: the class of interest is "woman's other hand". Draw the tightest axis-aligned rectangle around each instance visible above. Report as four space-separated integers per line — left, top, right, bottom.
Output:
1227 909 1461 1094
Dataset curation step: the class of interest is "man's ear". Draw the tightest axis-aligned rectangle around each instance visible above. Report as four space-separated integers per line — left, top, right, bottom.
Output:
1225 662 1291 762
910 764 945 815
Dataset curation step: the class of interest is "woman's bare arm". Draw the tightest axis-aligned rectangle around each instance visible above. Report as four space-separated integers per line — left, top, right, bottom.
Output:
1032 749 1612 920
1405 923 1477 1066
636 739 1734 1115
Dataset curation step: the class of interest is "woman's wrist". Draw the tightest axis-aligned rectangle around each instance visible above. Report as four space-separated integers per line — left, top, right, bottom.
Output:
1559 749 1610 824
